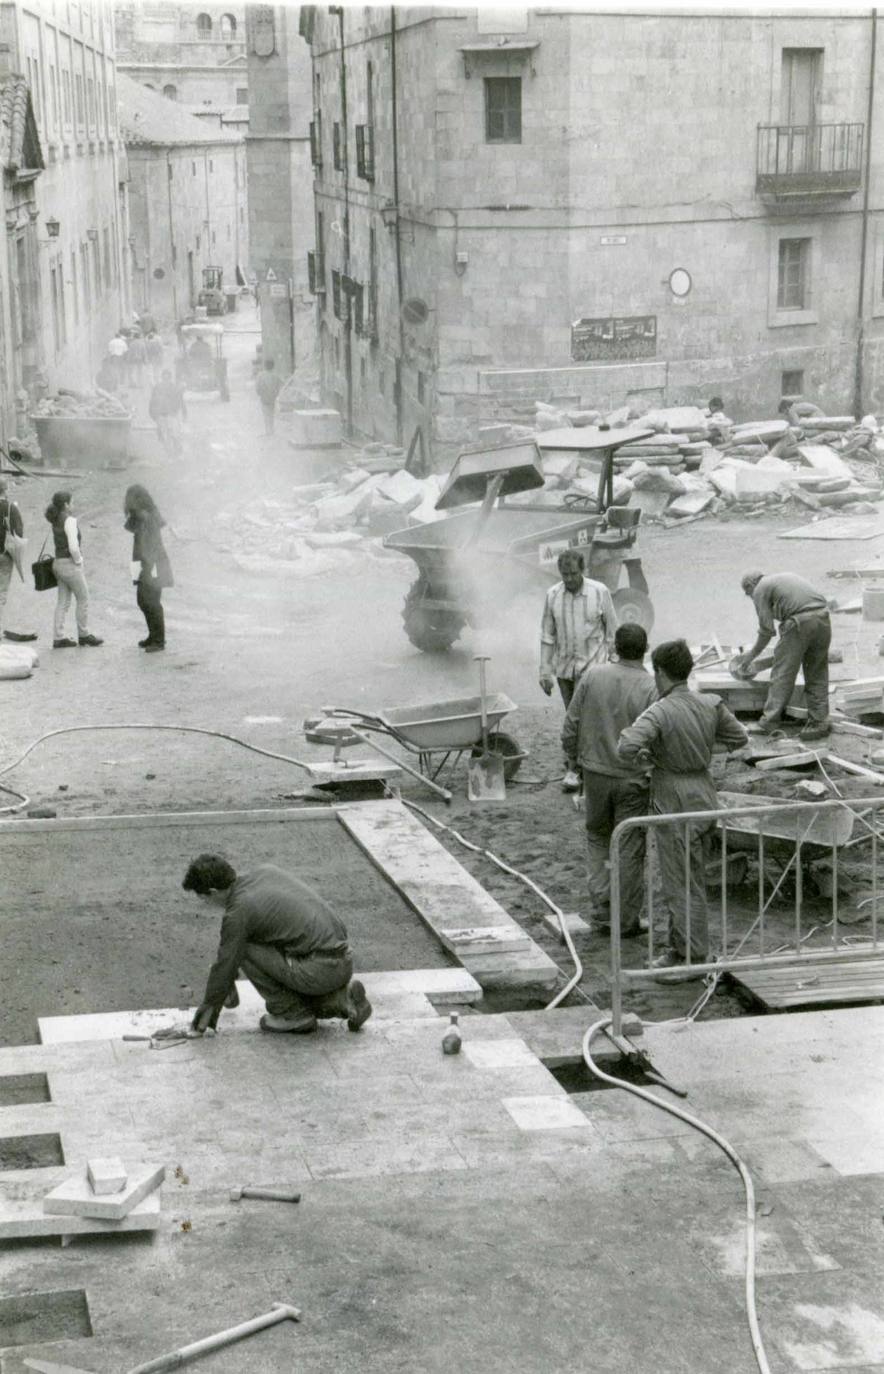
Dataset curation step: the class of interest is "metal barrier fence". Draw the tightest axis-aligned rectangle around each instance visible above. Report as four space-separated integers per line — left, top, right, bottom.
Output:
608 796 884 1037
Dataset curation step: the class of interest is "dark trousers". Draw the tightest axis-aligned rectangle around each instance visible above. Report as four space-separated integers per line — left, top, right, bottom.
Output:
762 613 831 727
240 943 353 1018
136 576 165 646
557 677 576 709
583 770 649 931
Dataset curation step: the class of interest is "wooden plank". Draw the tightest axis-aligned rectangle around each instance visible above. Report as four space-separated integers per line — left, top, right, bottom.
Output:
755 752 822 772
337 801 560 991
732 957 884 1010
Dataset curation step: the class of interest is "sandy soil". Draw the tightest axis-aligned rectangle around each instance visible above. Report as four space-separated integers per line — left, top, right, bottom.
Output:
1 300 880 1044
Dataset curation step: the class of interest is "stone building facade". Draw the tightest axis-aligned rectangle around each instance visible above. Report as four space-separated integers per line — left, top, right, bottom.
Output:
244 4 313 380
117 73 246 325
0 0 129 426
113 3 247 123
304 6 884 455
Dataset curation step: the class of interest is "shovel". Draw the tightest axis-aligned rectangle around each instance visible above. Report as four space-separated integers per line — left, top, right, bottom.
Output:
467 655 506 802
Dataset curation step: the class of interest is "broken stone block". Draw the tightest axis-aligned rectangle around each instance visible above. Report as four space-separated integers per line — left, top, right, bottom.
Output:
667 490 714 517
87 1157 127 1195
289 409 343 449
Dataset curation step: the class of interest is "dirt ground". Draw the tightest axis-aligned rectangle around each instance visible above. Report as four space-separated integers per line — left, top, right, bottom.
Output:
2 300 881 1044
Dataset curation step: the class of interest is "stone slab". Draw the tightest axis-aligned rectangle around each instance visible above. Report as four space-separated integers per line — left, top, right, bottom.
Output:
0 1187 161 1240
535 908 591 943
337 801 560 990
439 927 531 955
461 1039 539 1070
44 1164 165 1220
306 761 401 784
86 1156 127 1195
505 1007 643 1067
502 1095 593 1132
38 970 478 1043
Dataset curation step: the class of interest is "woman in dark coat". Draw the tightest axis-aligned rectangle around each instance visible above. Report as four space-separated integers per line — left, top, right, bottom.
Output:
123 485 173 652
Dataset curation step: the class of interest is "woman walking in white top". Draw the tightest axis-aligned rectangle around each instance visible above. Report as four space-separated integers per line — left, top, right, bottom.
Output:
45 491 103 648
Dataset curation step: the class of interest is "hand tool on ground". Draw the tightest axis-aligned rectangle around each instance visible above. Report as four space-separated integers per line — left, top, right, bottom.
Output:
229 1185 301 1203
729 652 774 681
467 655 506 801
25 1301 302 1374
347 724 453 802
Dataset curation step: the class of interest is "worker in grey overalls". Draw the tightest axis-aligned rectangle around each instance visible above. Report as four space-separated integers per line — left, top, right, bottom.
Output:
735 571 831 741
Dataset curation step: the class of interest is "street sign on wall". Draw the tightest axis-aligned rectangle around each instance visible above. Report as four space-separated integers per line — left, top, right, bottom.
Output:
571 315 657 362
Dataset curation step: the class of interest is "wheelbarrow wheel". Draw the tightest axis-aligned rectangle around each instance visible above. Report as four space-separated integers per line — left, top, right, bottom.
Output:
470 731 523 782
402 578 465 653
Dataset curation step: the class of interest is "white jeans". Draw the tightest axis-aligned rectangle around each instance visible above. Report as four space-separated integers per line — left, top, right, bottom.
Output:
53 557 89 639
0 551 12 632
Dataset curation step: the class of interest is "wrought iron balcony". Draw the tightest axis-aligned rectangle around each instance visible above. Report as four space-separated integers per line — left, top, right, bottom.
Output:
756 123 863 200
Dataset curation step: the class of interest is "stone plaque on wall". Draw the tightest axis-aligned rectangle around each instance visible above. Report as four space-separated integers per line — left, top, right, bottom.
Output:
250 5 276 56
571 316 657 362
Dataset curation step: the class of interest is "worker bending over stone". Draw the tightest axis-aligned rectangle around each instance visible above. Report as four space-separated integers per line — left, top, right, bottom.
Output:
734 570 831 741
539 547 617 792
561 622 657 937
618 640 748 973
184 855 373 1035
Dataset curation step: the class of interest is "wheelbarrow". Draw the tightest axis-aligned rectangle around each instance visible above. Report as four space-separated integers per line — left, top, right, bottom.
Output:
384 436 656 653
305 691 525 798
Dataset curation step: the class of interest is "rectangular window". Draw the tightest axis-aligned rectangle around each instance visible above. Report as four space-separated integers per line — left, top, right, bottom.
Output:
58 263 67 345
484 76 521 144
332 269 342 320
333 121 342 171
50 265 60 352
75 73 84 124
49 64 58 126
777 237 810 310
103 227 111 286
236 87 247 105
782 369 804 396
417 370 425 404
81 243 90 312
93 236 101 294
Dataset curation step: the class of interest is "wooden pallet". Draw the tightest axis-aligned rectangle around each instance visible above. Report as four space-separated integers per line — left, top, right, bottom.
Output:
732 956 884 1010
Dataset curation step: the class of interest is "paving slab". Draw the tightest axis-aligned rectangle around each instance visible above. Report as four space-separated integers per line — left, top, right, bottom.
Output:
44 1164 165 1220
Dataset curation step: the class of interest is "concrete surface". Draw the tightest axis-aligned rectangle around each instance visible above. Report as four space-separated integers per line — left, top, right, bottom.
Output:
0 1003 880 1373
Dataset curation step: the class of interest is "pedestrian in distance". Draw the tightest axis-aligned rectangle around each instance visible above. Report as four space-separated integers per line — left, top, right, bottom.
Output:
145 331 164 384
617 639 748 974
539 547 617 791
106 330 128 390
183 855 373 1036
124 484 173 653
0 475 34 643
148 369 187 458
126 331 147 388
255 358 283 436
44 490 102 648
562 623 657 937
734 570 832 741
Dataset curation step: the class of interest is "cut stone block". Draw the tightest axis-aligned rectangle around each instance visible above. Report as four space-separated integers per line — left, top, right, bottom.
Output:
45 1164 164 1220
0 1189 160 1240
86 1156 127 1195
288 408 342 449
536 908 591 944
439 927 531 955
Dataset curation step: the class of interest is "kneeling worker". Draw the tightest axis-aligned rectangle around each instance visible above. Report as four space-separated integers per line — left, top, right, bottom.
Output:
184 855 373 1035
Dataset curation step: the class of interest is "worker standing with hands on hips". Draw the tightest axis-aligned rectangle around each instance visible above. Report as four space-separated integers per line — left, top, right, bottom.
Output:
539 548 617 792
733 570 831 741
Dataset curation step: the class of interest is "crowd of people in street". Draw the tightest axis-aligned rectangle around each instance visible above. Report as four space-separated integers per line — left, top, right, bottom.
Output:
541 548 831 975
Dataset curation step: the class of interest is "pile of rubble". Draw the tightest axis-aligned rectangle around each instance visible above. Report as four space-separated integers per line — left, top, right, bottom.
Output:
521 402 884 527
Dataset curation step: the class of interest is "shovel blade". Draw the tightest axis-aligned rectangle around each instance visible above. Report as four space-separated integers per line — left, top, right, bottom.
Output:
467 751 506 802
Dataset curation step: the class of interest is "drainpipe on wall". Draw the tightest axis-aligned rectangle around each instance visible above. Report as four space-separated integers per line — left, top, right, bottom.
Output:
854 7 877 418
390 5 405 446
331 5 353 437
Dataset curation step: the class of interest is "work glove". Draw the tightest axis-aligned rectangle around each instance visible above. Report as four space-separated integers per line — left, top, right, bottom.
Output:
191 1001 221 1033
539 672 555 697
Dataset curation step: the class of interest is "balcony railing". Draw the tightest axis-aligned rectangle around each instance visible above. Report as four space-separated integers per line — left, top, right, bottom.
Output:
307 250 325 295
309 115 322 169
756 123 864 198
355 124 375 181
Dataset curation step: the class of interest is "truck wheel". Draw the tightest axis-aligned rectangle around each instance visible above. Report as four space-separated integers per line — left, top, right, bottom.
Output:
470 731 524 782
402 578 465 653
612 587 654 633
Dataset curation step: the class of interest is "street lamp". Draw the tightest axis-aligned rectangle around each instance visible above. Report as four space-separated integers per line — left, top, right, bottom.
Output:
45 216 60 239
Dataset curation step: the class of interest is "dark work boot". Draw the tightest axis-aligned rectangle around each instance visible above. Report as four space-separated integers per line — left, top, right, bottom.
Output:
346 979 373 1033
259 1011 317 1034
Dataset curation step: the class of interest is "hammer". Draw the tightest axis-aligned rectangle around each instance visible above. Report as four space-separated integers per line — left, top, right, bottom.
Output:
230 1185 301 1204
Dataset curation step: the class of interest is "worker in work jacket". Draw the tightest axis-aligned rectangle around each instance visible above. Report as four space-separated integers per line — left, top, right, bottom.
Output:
561 621 657 938
734 570 831 741
183 856 372 1036
618 639 748 973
